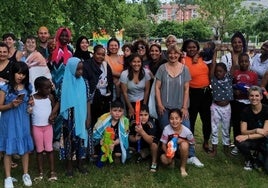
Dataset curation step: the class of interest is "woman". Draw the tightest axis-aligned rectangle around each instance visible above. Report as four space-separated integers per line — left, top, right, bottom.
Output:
162 35 178 60
149 43 167 77
133 39 150 69
122 43 134 70
21 35 51 93
73 36 92 61
0 42 13 84
83 44 113 126
105 38 124 100
220 31 247 72
251 40 268 85
2 33 23 63
181 39 212 153
120 53 151 118
155 44 204 167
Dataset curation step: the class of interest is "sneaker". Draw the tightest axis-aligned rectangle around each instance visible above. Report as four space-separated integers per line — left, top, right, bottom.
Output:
22 174 32 187
187 156 204 168
150 163 157 172
243 161 253 171
4 177 14 188
231 147 239 156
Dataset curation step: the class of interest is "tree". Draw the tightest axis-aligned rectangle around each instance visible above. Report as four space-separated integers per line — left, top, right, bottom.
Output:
183 19 212 41
152 21 183 38
196 0 243 41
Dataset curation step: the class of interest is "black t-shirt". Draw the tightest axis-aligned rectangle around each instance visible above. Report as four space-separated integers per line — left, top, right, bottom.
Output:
111 121 119 140
241 104 268 130
129 120 155 137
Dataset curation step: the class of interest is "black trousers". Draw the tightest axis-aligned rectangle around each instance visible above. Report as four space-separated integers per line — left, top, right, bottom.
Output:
189 87 212 141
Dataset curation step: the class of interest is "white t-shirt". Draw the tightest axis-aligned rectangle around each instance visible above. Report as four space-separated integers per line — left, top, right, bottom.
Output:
32 97 51 126
250 53 268 84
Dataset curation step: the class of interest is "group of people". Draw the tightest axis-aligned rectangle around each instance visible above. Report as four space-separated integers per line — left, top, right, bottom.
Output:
0 25 268 188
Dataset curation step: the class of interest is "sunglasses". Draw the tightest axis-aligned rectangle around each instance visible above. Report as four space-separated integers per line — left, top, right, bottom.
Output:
138 45 145 50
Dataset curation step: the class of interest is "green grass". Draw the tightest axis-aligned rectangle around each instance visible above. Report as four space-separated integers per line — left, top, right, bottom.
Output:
2 117 268 188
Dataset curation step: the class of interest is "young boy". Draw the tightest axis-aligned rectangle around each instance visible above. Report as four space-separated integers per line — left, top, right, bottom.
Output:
129 104 158 172
93 100 129 164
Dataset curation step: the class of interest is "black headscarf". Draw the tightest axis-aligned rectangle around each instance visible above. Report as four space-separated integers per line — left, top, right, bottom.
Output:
74 36 92 61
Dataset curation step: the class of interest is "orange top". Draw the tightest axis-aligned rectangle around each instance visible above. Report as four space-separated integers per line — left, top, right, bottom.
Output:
184 56 210 88
105 55 124 74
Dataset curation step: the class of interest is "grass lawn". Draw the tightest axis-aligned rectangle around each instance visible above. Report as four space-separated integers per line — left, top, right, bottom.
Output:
1 117 268 188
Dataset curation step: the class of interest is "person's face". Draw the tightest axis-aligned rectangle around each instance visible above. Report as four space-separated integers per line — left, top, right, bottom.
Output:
93 48 105 64
149 46 161 61
110 107 124 121
15 72 26 84
168 49 180 63
0 46 9 61
232 37 243 53
140 110 149 125
123 47 132 57
80 39 89 52
169 112 182 129
108 41 119 54
186 42 198 57
38 80 52 96
3 37 15 48
38 28 49 43
249 90 262 106
47 38 56 53
215 66 226 80
59 30 70 45
166 37 177 48
261 41 268 56
25 39 36 53
75 62 83 78
130 56 142 72
239 55 250 71
137 44 146 56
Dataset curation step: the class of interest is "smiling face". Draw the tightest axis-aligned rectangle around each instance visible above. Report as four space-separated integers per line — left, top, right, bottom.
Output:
137 44 146 56
168 49 180 64
186 42 198 57
25 38 36 53
169 111 182 129
108 40 119 55
80 39 89 52
59 30 70 45
149 45 161 61
37 27 49 44
231 37 243 53
93 47 105 64
0 46 9 62
3 36 15 48
130 56 142 72
249 90 262 106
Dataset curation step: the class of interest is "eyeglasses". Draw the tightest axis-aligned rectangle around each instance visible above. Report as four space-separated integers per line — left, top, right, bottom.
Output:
138 45 145 50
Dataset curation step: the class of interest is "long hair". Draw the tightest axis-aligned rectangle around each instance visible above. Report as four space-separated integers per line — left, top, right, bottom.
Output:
127 53 145 81
9 61 31 94
107 37 120 55
231 31 247 53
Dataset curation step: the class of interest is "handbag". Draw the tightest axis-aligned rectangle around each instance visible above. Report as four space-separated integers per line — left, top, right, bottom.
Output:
148 78 158 119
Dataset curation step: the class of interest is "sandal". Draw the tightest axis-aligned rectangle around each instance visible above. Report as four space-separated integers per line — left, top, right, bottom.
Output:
150 164 157 172
48 172 58 182
34 173 43 181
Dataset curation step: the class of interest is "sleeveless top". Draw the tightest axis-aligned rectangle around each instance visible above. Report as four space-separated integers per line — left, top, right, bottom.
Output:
0 61 13 81
8 50 18 63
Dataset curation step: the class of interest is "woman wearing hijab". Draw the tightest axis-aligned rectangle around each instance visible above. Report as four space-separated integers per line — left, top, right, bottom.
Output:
74 36 92 61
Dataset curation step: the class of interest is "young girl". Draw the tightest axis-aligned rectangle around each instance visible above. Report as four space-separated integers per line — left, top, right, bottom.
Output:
31 76 57 181
0 62 34 188
59 57 91 177
129 104 158 172
209 48 234 156
160 109 194 177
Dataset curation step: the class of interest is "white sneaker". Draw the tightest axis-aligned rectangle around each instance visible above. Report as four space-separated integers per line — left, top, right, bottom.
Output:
22 174 32 187
4 177 14 188
231 147 239 156
187 156 204 168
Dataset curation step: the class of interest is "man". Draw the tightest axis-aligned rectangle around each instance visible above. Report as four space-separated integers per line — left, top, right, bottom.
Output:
37 26 50 59
236 85 268 172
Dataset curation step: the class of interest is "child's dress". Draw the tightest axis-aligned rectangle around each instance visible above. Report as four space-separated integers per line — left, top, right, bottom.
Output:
0 84 34 155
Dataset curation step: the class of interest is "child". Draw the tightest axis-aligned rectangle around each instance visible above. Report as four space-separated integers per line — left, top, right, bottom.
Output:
209 48 234 156
129 104 158 172
93 100 129 164
31 76 57 181
160 109 194 177
0 62 34 188
59 57 91 177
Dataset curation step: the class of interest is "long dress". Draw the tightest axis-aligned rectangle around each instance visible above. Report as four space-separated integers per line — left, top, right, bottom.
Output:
0 84 34 155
